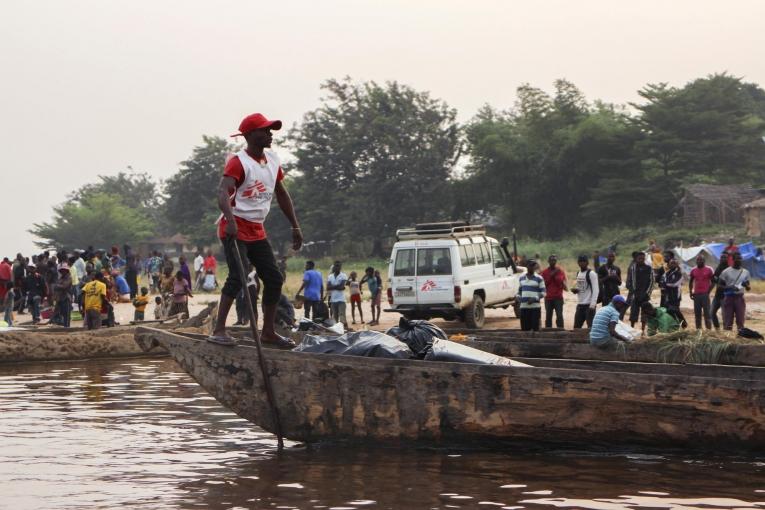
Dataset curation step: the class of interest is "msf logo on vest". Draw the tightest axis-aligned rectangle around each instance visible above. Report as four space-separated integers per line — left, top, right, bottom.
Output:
241 180 273 204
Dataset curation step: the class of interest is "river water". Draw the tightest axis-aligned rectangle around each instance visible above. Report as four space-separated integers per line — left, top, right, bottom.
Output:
1 357 764 510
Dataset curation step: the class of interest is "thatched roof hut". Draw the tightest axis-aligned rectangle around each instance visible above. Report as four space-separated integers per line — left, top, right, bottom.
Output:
679 184 763 227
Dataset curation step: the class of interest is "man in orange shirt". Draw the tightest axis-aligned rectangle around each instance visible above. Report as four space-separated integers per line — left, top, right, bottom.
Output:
209 113 302 347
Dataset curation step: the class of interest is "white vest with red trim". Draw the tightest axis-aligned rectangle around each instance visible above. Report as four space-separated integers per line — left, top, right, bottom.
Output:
230 149 280 223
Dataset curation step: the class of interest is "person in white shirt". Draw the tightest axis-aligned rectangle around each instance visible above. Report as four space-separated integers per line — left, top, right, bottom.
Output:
326 261 348 327
193 251 205 290
572 254 600 328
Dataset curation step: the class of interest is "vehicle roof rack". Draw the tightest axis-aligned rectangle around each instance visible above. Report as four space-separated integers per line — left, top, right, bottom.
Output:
396 222 486 241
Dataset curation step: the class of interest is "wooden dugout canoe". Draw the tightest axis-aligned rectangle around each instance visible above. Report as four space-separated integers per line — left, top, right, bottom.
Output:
465 336 765 366
135 326 765 450
0 303 216 364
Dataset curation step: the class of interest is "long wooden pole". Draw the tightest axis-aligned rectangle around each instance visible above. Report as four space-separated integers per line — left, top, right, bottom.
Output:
230 237 285 449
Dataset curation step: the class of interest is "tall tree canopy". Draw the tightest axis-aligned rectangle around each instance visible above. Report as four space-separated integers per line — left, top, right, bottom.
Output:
288 78 461 255
633 73 765 182
30 192 155 250
162 136 239 246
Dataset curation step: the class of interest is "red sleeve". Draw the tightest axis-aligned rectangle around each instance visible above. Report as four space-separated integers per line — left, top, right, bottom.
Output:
277 166 284 182
223 156 245 187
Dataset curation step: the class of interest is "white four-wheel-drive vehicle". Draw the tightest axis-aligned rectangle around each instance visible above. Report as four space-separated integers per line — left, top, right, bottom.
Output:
385 222 525 329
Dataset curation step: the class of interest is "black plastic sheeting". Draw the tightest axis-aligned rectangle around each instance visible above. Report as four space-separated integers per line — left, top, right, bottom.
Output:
293 331 412 359
385 318 447 358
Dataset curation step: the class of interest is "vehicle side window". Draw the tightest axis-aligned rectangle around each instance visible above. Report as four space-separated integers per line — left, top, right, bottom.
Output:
459 245 476 267
475 243 489 265
492 244 507 269
417 248 452 276
393 249 415 277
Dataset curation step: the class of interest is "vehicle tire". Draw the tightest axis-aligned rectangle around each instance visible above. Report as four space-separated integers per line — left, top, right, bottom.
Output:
402 312 417 321
464 295 485 329
512 300 521 319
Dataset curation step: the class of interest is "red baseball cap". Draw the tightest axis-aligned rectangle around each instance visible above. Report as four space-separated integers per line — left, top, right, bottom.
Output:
231 113 282 137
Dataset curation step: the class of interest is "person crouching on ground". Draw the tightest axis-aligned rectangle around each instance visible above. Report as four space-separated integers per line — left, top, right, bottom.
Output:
541 255 567 328
572 255 599 328
641 301 680 336
519 259 546 331
208 112 302 347
133 287 149 322
348 271 364 325
170 271 193 318
589 295 631 348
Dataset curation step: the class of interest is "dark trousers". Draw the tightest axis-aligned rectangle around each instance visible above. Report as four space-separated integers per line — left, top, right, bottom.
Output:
692 293 712 329
304 299 321 320
85 309 101 330
711 290 723 329
574 304 595 329
722 294 746 331
544 298 564 328
53 298 71 327
221 237 282 306
126 270 138 299
629 293 650 324
28 295 41 322
520 307 541 331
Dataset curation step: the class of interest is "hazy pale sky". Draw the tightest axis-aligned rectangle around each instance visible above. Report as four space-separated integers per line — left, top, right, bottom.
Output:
2 0 764 255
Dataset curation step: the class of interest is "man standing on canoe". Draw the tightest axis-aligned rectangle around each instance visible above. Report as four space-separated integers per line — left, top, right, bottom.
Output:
209 113 303 347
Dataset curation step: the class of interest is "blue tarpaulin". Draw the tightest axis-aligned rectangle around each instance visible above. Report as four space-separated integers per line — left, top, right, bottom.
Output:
673 242 765 280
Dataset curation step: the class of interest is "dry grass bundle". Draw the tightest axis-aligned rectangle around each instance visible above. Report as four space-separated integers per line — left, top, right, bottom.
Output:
635 329 764 364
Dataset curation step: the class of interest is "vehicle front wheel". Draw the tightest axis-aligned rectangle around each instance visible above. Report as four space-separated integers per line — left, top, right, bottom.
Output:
464 295 485 329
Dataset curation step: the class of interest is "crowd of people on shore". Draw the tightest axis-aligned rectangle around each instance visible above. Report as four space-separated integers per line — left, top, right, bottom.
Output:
295 260 384 329
519 237 755 343
0 245 221 329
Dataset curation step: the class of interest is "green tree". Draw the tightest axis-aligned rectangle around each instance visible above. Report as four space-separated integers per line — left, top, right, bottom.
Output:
162 136 239 246
288 78 461 255
633 73 765 182
30 192 155 250
464 80 641 237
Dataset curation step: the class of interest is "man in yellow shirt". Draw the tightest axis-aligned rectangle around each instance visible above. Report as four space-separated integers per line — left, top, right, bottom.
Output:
82 272 107 330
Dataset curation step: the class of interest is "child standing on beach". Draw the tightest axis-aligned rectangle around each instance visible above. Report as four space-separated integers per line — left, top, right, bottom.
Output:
3 282 14 326
133 287 149 322
348 271 364 324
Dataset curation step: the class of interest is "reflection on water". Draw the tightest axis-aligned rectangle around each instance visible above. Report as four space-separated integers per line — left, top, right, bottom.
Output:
0 358 764 509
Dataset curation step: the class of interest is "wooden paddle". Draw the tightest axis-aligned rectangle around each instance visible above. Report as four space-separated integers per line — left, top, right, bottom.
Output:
229 236 285 450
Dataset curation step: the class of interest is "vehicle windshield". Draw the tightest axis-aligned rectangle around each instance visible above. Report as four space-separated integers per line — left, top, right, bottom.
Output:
417 248 452 276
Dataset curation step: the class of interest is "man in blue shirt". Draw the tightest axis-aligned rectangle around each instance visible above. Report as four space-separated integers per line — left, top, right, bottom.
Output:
296 260 323 320
589 295 631 348
113 271 131 303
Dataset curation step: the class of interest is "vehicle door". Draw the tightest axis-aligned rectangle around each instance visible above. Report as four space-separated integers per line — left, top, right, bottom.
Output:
491 241 517 301
471 240 494 303
457 242 478 307
390 248 417 306
415 247 454 305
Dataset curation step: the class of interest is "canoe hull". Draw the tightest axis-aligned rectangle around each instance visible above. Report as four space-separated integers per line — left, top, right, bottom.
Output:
468 338 765 366
136 327 765 449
